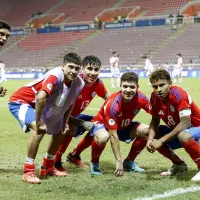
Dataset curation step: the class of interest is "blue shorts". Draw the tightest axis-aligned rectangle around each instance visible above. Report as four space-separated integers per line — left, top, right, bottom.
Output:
8 102 35 133
159 125 200 150
90 121 140 143
74 114 93 137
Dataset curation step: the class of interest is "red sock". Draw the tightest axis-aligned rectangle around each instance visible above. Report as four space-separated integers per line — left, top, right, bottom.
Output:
72 133 93 156
54 135 73 162
91 140 106 163
126 137 146 161
157 144 184 165
42 158 54 168
24 163 35 173
183 140 200 168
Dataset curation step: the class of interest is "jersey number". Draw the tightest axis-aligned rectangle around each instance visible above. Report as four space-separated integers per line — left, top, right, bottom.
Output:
121 119 130 127
167 115 175 126
80 100 90 110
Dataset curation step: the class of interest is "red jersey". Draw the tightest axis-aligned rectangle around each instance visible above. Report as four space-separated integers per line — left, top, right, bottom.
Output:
9 75 58 108
71 77 107 117
92 91 151 130
150 86 200 129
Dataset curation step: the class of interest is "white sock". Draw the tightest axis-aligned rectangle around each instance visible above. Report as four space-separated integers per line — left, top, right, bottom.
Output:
25 156 34 165
111 77 115 87
45 152 55 160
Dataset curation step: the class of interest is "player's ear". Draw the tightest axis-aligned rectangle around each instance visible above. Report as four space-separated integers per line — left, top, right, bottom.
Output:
169 80 172 85
137 84 139 89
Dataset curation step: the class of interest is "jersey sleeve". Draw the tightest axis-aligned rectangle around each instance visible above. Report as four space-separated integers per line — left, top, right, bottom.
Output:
103 99 119 130
172 88 192 116
140 94 151 114
40 75 58 96
150 92 159 117
95 79 108 98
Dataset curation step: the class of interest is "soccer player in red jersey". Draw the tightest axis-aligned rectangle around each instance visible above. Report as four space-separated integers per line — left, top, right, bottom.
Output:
54 55 109 172
85 72 151 176
147 69 200 182
0 21 11 97
8 53 83 184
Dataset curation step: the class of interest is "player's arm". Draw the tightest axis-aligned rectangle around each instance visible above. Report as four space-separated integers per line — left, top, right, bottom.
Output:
103 92 110 100
109 129 123 176
35 90 48 134
62 104 75 134
160 109 191 143
68 116 94 131
147 115 160 153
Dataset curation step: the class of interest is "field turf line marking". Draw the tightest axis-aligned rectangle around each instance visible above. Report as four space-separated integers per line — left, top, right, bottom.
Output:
133 186 200 200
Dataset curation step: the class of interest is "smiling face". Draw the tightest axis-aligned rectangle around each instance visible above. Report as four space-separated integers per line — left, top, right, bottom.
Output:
0 28 10 48
82 64 100 86
121 81 138 103
151 79 172 101
62 62 81 83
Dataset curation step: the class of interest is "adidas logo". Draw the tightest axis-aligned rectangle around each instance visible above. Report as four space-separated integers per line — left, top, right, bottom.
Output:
158 110 164 115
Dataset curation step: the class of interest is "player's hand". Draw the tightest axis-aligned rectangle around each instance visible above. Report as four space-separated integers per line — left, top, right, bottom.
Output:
0 87 7 97
36 121 47 135
150 139 163 151
114 160 124 177
80 121 94 131
146 139 154 153
62 123 70 135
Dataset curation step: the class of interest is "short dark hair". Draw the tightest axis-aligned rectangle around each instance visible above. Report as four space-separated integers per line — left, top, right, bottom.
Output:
63 53 82 66
112 52 116 55
177 53 182 57
82 55 101 68
121 72 138 85
0 21 11 31
149 69 171 83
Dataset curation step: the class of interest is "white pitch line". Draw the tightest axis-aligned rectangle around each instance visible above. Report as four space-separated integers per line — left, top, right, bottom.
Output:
134 186 200 200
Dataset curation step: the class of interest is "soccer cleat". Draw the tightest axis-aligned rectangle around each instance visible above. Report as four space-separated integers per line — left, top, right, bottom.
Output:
191 170 200 182
160 162 187 176
54 161 67 173
123 160 145 173
22 172 41 184
67 153 89 169
90 162 102 176
39 166 67 178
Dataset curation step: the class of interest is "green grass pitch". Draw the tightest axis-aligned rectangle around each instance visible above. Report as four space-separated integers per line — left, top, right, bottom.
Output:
0 78 200 200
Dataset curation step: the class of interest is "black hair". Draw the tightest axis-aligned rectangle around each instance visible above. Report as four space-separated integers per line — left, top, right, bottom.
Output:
121 72 138 85
82 55 101 68
63 53 82 66
149 69 171 83
0 21 11 31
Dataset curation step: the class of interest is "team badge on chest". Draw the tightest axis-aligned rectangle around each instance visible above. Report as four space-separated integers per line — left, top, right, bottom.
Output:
170 105 175 112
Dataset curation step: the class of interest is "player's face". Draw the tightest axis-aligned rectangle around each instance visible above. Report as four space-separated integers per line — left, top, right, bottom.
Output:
151 79 172 101
82 64 100 86
62 62 81 82
121 81 138 103
0 29 10 48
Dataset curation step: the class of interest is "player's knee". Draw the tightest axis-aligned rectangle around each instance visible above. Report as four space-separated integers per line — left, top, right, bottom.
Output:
178 131 193 143
31 130 44 142
94 131 109 145
140 127 149 139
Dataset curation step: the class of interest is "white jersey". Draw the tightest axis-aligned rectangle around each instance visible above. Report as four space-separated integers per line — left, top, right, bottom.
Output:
0 63 5 75
144 59 154 76
110 56 120 77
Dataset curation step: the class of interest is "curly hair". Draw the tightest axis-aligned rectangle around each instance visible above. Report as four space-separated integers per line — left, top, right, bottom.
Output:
82 55 101 68
149 69 171 83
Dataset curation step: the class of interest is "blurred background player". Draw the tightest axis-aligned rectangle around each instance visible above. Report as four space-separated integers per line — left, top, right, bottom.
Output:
172 53 183 83
86 72 151 176
147 69 200 182
8 53 84 184
144 56 154 84
0 21 10 96
54 55 109 172
110 52 120 88
0 61 7 83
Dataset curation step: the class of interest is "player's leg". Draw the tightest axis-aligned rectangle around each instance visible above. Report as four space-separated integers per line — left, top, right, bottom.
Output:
119 122 148 172
67 114 94 169
54 124 75 171
156 125 187 176
90 124 109 176
178 127 200 182
8 102 43 184
116 67 121 87
40 128 67 178
110 67 115 88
